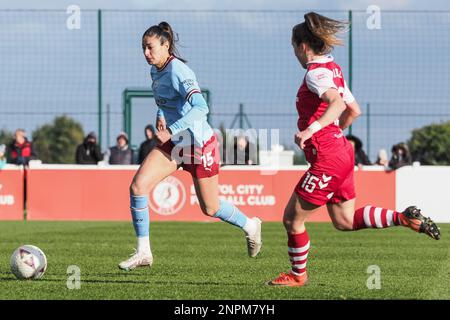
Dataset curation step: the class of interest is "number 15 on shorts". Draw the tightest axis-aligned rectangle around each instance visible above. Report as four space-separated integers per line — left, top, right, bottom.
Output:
201 151 214 171
301 172 332 193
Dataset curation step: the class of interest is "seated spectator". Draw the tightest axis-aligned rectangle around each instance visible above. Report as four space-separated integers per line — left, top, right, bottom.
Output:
0 144 6 169
109 132 134 165
375 149 389 167
75 132 103 164
346 134 372 166
388 142 412 170
226 135 258 165
7 129 37 166
138 124 157 164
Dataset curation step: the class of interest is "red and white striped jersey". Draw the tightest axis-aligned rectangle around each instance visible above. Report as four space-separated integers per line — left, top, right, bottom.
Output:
296 55 355 155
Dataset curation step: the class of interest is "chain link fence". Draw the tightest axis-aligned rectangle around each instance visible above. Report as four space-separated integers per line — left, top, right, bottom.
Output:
1 10 449 161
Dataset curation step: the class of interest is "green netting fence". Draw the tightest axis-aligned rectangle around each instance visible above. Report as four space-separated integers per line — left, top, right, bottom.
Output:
0 10 449 161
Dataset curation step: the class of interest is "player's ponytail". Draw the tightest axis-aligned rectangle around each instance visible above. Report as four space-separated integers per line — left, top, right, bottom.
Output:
142 21 187 63
292 12 348 55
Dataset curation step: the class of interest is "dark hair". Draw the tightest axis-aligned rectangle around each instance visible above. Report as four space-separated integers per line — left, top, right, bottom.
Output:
392 142 410 155
142 21 186 62
292 12 348 55
87 131 97 140
145 124 156 135
346 134 363 151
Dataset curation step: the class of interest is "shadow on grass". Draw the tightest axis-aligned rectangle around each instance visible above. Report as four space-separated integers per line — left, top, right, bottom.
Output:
0 273 251 287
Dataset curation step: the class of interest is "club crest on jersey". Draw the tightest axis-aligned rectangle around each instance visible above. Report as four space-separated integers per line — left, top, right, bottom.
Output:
152 80 159 91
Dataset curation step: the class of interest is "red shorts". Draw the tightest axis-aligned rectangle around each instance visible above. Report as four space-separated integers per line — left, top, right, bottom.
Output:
156 134 220 179
295 140 356 206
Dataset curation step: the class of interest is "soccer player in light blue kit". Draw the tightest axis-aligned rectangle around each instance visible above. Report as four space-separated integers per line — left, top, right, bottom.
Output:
119 22 262 271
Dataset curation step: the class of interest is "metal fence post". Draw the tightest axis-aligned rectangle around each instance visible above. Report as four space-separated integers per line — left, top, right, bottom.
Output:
98 9 103 147
348 10 353 135
367 102 371 158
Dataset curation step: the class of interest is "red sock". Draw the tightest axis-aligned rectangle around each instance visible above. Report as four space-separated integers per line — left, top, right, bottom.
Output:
287 230 310 276
353 205 402 230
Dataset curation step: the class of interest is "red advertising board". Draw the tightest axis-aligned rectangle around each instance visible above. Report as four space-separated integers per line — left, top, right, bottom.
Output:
0 167 24 220
26 166 395 222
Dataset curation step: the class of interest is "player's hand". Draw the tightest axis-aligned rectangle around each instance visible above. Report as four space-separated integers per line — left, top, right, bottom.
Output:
156 117 166 131
294 130 313 150
155 128 172 145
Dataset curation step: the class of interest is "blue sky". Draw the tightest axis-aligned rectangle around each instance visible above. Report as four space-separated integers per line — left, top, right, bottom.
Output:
2 0 450 11
1 1 449 162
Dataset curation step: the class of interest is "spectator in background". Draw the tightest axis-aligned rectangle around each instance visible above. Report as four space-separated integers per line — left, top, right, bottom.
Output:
7 129 37 166
76 131 103 164
138 124 157 164
227 135 258 165
389 142 412 170
375 149 389 167
109 132 134 165
0 144 6 169
346 134 371 167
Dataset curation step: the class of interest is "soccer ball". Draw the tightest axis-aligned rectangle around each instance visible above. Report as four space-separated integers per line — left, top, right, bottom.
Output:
10 245 47 280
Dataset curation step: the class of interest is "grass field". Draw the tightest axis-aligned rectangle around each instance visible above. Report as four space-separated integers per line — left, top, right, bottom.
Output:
0 221 448 300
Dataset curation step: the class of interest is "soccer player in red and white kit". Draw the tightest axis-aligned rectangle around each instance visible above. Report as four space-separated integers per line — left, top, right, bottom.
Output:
268 12 441 287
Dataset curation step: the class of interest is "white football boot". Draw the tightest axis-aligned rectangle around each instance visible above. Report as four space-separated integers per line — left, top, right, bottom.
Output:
118 249 153 271
245 217 262 258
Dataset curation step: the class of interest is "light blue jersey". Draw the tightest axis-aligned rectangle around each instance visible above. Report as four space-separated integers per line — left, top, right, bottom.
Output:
151 56 214 147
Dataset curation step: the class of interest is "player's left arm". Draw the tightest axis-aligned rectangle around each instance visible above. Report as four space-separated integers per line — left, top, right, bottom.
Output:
156 93 208 144
339 100 361 130
339 80 361 129
316 88 347 128
296 88 346 149
167 92 209 136
155 67 209 144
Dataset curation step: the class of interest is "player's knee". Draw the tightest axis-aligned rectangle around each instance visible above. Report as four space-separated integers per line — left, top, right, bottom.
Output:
130 181 147 196
283 215 299 232
202 206 219 217
333 219 354 231
283 208 296 231
283 217 295 232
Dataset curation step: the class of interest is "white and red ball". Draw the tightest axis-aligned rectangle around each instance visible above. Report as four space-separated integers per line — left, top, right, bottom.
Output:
10 245 47 280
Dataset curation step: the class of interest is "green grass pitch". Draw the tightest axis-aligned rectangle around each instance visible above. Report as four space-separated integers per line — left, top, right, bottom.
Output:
0 221 448 299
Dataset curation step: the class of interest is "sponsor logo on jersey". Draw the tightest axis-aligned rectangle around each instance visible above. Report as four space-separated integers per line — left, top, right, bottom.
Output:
181 79 196 90
316 73 327 80
152 80 159 91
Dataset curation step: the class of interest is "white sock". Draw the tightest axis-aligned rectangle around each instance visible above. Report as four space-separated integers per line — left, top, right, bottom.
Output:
137 236 151 255
243 218 257 235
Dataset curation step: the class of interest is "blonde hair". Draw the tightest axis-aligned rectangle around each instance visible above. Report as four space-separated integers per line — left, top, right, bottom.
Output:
292 12 348 55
